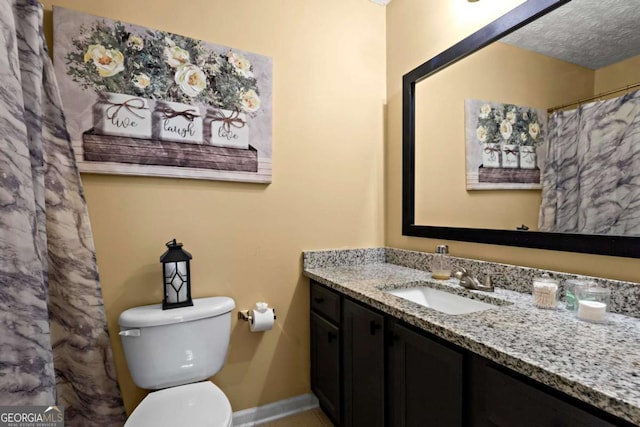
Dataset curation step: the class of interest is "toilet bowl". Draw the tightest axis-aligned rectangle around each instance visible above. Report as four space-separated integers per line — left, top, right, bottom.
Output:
124 382 232 427
119 297 235 427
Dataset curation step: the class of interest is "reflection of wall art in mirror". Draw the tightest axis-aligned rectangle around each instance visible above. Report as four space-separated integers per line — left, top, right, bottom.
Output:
53 7 272 183
465 99 546 190
403 0 640 257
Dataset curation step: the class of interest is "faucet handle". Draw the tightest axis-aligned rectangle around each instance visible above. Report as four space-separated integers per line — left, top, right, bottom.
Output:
481 274 495 292
484 275 493 288
453 266 468 279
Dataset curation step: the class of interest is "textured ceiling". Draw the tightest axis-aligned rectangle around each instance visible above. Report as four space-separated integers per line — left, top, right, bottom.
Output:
501 0 640 70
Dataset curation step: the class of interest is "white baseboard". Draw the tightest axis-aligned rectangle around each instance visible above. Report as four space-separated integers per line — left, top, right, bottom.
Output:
233 393 319 426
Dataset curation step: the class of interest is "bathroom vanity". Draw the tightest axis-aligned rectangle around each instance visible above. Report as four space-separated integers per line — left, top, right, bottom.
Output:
305 248 640 427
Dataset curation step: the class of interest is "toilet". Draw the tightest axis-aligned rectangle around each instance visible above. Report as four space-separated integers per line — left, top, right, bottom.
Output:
118 296 235 427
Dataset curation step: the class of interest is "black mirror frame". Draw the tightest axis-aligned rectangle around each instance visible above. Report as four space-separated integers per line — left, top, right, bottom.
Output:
402 0 639 259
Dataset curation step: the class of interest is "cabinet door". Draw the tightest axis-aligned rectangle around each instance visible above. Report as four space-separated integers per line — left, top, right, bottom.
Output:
469 356 625 427
311 312 341 425
388 321 463 427
343 299 385 427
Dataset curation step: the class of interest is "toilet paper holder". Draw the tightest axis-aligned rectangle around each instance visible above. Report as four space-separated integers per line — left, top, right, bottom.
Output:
238 310 252 321
238 308 276 321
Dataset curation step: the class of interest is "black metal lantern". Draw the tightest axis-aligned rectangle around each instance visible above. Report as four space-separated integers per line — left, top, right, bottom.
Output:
160 239 193 310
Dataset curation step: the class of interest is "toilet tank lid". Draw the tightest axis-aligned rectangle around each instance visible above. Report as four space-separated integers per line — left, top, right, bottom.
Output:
119 297 235 328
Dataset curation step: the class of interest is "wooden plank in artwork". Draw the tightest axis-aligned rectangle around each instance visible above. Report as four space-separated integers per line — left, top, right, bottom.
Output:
478 166 540 184
82 129 258 172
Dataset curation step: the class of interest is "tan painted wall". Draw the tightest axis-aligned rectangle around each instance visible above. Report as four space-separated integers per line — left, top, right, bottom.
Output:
594 54 640 94
414 42 593 229
386 0 640 283
42 0 386 414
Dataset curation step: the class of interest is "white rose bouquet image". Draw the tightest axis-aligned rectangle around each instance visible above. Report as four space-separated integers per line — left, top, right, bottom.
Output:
475 103 500 145
507 104 545 169
511 106 545 147
475 103 502 167
65 20 262 113
475 103 544 147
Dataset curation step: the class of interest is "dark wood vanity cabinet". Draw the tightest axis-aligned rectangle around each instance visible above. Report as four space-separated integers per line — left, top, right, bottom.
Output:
387 319 463 427
310 280 632 427
311 280 461 427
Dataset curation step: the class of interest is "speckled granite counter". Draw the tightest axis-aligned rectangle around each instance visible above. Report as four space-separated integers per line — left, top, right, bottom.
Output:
303 248 640 425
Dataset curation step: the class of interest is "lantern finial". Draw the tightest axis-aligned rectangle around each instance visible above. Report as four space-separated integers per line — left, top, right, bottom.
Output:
166 238 181 248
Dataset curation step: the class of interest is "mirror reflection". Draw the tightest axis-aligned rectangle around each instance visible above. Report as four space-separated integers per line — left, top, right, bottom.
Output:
414 0 640 236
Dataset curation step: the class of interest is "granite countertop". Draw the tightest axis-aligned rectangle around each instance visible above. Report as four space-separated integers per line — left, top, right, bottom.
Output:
303 262 640 425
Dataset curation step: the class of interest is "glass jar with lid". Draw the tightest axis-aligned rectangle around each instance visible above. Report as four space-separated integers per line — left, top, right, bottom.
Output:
532 275 559 309
575 286 611 323
564 279 596 310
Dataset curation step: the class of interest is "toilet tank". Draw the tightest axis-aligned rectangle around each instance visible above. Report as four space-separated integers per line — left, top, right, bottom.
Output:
119 296 235 390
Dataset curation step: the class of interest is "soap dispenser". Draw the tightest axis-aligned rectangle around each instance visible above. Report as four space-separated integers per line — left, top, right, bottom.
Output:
432 244 452 280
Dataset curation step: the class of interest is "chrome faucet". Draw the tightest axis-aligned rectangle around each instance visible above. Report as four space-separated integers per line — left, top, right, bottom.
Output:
454 267 494 292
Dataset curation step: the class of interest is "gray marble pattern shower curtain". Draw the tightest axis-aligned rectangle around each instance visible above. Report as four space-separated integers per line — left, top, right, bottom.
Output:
539 90 640 235
0 1 126 425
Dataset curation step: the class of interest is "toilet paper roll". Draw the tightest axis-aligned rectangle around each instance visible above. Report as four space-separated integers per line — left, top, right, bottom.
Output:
250 308 275 332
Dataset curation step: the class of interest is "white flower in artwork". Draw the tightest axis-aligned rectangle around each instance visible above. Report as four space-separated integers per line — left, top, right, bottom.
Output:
520 132 528 142
174 64 207 97
133 73 151 89
522 111 529 120
506 109 517 124
127 34 144 51
529 122 541 140
164 46 191 68
227 51 253 78
499 120 513 140
476 126 488 143
83 44 125 77
239 88 261 112
479 104 492 119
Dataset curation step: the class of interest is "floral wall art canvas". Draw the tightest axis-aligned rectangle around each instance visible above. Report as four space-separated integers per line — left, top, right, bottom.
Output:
53 7 272 183
465 99 547 190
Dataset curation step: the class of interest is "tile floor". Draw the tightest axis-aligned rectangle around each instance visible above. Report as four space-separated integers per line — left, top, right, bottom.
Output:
258 408 334 427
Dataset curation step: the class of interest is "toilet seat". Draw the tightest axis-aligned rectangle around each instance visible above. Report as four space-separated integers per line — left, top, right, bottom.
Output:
124 382 232 427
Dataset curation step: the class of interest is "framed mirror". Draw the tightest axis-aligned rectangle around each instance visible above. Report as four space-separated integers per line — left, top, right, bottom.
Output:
402 0 640 258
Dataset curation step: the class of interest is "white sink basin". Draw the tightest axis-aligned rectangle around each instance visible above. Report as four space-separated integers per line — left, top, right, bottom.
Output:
386 286 497 315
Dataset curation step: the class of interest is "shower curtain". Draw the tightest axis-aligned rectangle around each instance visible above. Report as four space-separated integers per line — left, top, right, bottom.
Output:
0 1 126 425
538 90 640 235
